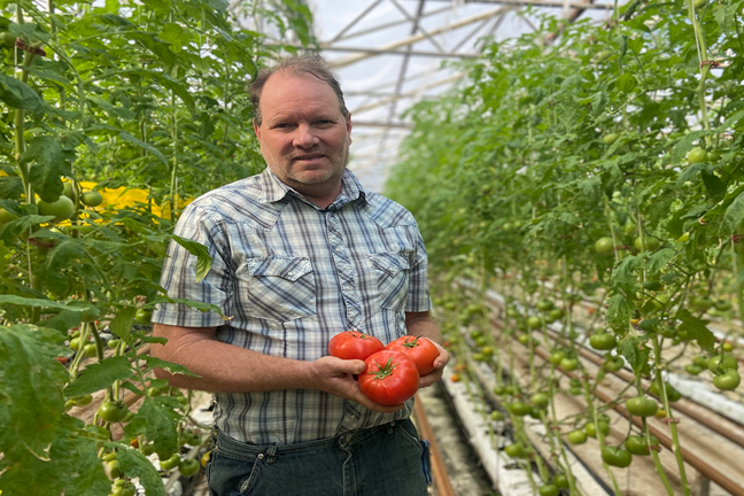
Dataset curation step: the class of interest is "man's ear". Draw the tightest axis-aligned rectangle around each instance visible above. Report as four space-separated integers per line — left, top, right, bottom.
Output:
346 113 352 143
253 120 261 142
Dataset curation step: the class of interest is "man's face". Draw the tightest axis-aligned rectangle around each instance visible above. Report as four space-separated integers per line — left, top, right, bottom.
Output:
254 72 352 197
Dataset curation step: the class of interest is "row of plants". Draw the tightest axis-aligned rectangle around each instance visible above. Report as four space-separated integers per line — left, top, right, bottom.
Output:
0 0 313 494
387 0 744 494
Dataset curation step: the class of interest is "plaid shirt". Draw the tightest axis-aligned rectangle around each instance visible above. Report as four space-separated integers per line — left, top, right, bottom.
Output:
153 168 431 444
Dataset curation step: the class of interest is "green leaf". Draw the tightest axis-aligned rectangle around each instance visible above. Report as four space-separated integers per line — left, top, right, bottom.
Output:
700 170 726 202
142 354 199 377
676 309 715 353
173 234 213 282
618 337 649 376
607 293 633 334
64 356 135 397
110 306 136 343
123 398 180 461
611 255 639 296
646 248 675 275
0 325 67 456
720 189 744 236
0 72 47 114
116 447 165 496
22 136 71 203
118 131 168 164
0 294 93 313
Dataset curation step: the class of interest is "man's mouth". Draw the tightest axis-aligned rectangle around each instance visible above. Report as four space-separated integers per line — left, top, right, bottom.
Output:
293 153 325 161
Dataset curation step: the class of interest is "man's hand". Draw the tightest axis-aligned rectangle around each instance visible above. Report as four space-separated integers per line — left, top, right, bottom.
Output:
418 340 450 388
310 356 405 413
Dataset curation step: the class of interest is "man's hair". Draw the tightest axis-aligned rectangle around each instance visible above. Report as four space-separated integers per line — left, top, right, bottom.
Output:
248 54 349 126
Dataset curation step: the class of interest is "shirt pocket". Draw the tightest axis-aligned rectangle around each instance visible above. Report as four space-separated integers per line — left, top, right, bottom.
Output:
237 256 316 322
369 252 411 312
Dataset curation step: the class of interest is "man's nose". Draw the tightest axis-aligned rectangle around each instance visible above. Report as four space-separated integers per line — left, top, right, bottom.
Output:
294 123 319 148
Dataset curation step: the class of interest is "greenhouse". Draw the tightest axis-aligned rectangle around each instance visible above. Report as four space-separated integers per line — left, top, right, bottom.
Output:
1 0 743 495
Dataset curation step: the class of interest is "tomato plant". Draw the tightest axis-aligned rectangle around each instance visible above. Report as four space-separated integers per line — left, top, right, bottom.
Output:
358 350 419 405
385 336 438 375
328 330 385 361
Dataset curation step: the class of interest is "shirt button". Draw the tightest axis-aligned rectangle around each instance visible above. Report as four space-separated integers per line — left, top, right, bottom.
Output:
288 272 294 277
257 453 264 459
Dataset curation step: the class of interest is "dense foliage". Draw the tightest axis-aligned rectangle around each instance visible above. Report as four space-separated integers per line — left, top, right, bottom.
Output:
387 0 744 493
0 0 312 494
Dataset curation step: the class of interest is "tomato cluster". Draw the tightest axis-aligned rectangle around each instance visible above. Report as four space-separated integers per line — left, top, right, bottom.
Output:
328 331 441 406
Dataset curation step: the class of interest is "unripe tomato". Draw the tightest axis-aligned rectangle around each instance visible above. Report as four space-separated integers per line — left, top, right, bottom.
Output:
83 343 98 357
687 146 707 164
98 401 129 423
0 207 18 225
603 133 619 145
590 333 617 351
531 392 550 409
81 191 104 207
602 447 632 467
713 370 740 390
508 401 532 416
624 434 659 456
490 410 505 421
625 396 658 417
526 316 542 329
37 196 75 223
504 442 528 458
134 308 153 325
159 453 181 471
553 474 569 489
539 484 559 496
707 354 738 374
179 458 200 477
685 363 703 375
0 30 17 48
594 237 615 255
585 421 610 438
567 430 588 445
560 357 579 371
634 236 660 251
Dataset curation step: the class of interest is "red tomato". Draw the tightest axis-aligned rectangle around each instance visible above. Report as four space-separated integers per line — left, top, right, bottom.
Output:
385 336 439 375
359 350 419 405
328 330 384 360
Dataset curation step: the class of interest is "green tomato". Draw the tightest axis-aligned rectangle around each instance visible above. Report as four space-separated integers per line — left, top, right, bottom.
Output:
585 421 610 438
560 357 579 371
81 191 104 207
539 484 559 496
107 459 122 479
504 443 528 458
602 447 633 468
98 401 129 423
624 435 659 456
508 401 532 417
37 196 75 223
159 453 181 471
548 308 564 322
69 337 83 351
713 370 740 391
526 316 542 329
83 342 98 357
107 338 121 349
693 0 706 7
649 381 682 402
549 350 566 365
687 146 707 164
490 410 505 421
135 308 153 324
594 237 615 255
590 333 617 351
685 363 703 375
569 386 583 395
707 355 739 374
0 206 18 225
567 429 588 445
553 474 569 489
0 30 17 48
536 299 554 312
531 392 550 409
634 236 660 252
179 457 200 477
625 396 658 417
603 133 619 145
605 356 625 372
71 394 93 406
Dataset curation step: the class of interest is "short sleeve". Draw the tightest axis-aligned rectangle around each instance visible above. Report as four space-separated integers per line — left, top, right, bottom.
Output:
151 203 233 327
405 222 431 313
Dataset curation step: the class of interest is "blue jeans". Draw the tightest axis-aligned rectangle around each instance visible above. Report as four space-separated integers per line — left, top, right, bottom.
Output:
207 419 428 496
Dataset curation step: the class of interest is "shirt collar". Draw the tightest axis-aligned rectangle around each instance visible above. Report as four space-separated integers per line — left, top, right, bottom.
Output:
259 167 368 207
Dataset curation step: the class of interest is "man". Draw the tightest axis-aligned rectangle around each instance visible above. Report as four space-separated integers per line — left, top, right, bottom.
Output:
151 54 449 496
